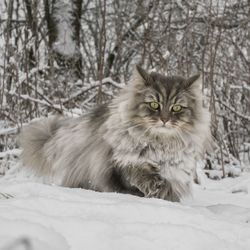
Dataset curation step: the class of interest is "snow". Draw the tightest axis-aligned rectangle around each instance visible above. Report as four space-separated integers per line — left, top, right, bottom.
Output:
0 166 250 250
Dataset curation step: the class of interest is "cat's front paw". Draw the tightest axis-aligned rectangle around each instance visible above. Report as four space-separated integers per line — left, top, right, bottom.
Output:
144 175 180 202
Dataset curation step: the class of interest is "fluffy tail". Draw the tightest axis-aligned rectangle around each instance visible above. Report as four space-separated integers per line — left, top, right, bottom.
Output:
19 116 61 175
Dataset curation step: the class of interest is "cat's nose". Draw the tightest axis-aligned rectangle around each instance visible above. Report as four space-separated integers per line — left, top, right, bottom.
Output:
160 117 168 124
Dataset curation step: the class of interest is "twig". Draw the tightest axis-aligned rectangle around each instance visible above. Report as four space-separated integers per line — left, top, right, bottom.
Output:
217 99 250 122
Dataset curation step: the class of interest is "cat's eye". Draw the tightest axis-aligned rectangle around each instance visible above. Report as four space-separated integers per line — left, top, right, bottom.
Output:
171 104 182 112
149 101 160 110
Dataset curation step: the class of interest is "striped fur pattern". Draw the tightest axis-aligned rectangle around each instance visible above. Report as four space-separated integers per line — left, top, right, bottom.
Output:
19 66 210 201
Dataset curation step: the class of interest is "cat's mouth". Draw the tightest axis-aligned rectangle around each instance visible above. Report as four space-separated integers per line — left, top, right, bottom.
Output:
157 124 171 130
150 122 177 135
154 120 175 129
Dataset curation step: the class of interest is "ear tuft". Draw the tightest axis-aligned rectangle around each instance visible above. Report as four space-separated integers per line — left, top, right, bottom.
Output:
186 73 202 89
134 65 154 86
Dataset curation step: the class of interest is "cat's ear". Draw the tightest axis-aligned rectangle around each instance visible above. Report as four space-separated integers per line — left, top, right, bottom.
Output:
185 73 202 89
133 65 154 86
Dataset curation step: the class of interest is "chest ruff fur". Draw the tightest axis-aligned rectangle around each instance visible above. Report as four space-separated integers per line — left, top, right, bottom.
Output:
104 125 197 196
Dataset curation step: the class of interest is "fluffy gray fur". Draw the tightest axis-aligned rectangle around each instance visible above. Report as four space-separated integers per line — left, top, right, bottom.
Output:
19 66 210 202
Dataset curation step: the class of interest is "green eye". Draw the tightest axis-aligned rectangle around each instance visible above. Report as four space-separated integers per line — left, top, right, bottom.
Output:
149 102 160 110
171 104 182 112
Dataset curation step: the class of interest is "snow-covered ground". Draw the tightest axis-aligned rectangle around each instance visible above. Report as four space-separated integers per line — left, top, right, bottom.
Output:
0 166 250 250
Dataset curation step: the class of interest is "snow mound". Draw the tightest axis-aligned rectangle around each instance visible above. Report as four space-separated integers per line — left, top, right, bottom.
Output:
207 204 250 223
1 172 250 250
0 218 69 250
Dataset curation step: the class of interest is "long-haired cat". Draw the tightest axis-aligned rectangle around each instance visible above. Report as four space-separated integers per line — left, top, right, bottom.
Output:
19 66 210 202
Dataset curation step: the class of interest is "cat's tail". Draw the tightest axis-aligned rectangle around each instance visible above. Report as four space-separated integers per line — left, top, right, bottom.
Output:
19 116 61 175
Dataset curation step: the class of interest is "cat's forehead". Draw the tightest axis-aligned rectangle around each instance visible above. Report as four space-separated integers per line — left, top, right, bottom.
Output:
149 73 186 98
151 73 185 89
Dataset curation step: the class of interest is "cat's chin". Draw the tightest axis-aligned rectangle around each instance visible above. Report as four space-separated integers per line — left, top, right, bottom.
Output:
150 125 176 136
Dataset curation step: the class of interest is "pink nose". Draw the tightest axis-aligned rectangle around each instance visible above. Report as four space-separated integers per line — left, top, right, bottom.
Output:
160 117 168 124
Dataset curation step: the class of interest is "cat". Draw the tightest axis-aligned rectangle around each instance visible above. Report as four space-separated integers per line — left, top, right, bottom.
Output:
19 66 210 202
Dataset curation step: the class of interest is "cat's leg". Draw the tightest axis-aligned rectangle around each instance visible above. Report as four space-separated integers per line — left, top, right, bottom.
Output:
120 163 180 202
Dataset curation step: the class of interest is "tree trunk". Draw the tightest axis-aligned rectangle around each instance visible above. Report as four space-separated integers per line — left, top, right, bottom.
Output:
44 0 83 79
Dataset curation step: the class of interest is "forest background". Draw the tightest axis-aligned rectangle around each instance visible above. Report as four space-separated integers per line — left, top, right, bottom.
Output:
0 0 250 178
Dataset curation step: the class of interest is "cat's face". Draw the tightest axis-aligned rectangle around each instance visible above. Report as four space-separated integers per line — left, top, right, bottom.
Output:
127 66 202 137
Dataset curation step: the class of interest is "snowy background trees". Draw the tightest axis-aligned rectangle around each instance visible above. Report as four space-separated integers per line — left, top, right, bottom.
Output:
0 1 250 250
0 0 250 177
